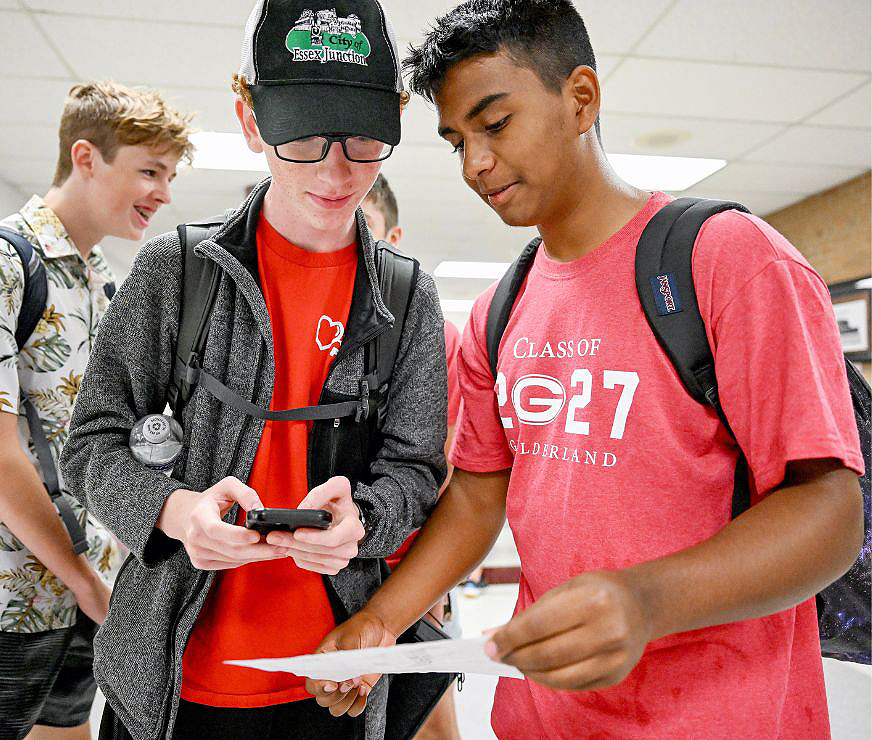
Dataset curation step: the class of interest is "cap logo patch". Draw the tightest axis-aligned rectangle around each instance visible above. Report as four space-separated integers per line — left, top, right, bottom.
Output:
286 8 371 66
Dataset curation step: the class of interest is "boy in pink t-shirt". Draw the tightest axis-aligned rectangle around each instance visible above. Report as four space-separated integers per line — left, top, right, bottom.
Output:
306 1 865 737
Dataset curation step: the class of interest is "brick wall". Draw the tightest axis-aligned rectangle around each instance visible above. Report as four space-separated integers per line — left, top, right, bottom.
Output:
764 171 871 382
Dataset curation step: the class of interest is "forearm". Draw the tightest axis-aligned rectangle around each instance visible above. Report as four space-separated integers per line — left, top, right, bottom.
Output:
366 468 509 635
0 452 101 594
626 461 863 640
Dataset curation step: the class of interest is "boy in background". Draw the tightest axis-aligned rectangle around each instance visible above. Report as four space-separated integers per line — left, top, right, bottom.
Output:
0 81 192 740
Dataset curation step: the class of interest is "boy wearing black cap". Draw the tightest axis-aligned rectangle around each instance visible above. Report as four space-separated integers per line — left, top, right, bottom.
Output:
60 2 447 739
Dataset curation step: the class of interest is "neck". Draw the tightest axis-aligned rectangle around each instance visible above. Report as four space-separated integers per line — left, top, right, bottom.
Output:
537 143 650 263
262 186 357 253
42 185 101 259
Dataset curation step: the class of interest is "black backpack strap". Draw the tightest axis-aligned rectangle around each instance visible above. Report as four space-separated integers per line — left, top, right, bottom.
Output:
635 197 752 517
168 220 223 419
21 397 89 554
485 237 542 379
0 227 48 351
0 228 87 553
169 221 382 424
367 242 419 427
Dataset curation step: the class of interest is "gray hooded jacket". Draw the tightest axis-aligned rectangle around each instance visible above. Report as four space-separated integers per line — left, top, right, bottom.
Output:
60 182 447 739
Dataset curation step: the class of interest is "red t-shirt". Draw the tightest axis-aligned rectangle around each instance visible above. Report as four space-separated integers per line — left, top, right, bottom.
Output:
384 320 462 569
180 215 357 707
451 192 863 739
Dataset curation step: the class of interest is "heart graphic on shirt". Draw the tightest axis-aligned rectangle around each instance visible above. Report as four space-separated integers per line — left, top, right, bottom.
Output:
316 315 345 357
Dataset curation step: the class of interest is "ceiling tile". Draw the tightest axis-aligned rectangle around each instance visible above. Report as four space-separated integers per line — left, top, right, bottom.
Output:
691 161 864 195
23 1 251 26
807 83 871 128
572 0 675 56
743 125 871 168
600 113 784 160
0 124 58 160
637 0 870 72
0 10 70 77
678 188 806 216
36 15 240 89
0 78 73 125
604 58 867 123
162 87 240 133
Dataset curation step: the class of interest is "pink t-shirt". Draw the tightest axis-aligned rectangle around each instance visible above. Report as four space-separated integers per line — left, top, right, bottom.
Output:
451 192 863 739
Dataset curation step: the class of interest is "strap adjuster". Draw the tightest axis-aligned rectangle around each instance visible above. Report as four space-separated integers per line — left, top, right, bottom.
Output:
183 353 201 387
356 379 370 422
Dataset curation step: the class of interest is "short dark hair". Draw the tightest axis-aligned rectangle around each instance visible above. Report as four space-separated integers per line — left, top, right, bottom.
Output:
364 174 399 231
404 0 597 104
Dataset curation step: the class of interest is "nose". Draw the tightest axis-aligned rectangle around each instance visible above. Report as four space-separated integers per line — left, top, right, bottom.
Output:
462 135 496 184
154 177 172 207
317 139 354 185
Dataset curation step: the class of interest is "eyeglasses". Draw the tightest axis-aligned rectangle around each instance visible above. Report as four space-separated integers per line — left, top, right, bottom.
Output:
273 134 394 163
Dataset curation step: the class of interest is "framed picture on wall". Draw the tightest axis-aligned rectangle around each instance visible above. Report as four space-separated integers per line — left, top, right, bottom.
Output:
829 278 871 362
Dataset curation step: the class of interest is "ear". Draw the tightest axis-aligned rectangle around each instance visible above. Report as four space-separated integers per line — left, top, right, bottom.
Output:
236 99 265 154
386 225 403 247
69 139 98 178
564 65 600 137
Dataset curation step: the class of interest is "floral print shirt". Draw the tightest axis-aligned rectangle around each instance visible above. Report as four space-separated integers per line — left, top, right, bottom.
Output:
0 196 122 632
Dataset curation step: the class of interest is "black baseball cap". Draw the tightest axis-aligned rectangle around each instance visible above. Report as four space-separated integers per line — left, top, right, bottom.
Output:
238 1 403 147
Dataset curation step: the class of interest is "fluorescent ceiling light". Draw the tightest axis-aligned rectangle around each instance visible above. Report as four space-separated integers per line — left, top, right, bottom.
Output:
607 153 725 191
191 132 268 172
434 261 510 279
441 299 475 313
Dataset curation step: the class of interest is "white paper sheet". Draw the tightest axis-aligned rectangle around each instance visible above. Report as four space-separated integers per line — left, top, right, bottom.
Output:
225 637 524 681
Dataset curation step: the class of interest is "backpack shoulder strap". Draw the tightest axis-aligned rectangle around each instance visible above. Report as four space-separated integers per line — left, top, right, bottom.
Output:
0 226 48 351
370 241 419 426
0 227 86 553
634 197 749 409
635 197 751 517
168 219 223 417
485 236 542 379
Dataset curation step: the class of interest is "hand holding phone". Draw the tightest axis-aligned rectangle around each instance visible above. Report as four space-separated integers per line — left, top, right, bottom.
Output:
245 508 333 535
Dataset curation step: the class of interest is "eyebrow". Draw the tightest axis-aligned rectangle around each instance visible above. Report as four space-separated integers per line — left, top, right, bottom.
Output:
437 92 510 137
147 161 169 172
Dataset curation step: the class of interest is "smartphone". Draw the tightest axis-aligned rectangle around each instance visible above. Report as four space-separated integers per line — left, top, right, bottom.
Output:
244 508 333 535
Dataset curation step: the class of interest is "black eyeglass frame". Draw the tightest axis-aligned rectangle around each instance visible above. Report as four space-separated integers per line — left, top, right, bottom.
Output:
272 133 395 164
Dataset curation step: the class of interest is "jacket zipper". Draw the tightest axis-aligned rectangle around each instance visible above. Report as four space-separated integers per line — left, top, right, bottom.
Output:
156 347 265 739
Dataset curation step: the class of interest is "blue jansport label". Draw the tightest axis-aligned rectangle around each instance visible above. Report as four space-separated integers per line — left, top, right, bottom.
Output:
650 273 683 315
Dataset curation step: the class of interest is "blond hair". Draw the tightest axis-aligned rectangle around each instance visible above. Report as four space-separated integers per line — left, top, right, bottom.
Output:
231 74 411 110
53 81 195 186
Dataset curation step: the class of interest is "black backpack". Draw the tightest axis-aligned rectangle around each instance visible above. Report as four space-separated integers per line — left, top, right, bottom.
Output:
484 198 871 665
0 226 116 555
166 219 418 428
